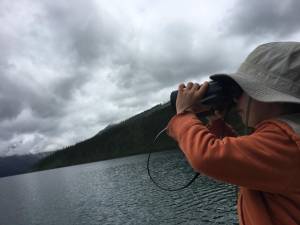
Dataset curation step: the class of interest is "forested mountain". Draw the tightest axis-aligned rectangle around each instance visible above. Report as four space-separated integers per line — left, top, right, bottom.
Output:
0 152 50 177
34 102 245 171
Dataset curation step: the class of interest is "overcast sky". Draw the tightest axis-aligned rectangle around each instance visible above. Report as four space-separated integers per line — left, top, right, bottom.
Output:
1 0 300 156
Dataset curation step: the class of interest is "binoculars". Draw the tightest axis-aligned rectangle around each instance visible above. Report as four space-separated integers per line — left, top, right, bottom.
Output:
170 78 243 113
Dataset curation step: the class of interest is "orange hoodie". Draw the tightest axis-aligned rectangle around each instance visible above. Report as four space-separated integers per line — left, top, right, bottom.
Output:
167 112 300 225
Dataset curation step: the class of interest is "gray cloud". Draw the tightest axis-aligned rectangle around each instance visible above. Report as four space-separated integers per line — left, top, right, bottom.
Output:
108 21 234 100
0 0 121 154
40 0 123 66
226 0 300 38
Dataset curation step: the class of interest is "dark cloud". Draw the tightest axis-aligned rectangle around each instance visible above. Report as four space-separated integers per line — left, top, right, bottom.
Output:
41 0 122 67
0 96 23 121
0 67 64 121
0 73 25 120
109 21 233 98
226 0 300 38
0 111 56 141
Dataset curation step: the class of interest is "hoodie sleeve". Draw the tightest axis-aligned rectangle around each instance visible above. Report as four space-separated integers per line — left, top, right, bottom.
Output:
167 113 299 193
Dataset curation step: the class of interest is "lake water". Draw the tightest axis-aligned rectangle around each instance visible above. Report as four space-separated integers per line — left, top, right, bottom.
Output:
0 150 238 225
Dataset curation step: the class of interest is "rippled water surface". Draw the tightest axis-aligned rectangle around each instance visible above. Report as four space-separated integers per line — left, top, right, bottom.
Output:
0 150 238 225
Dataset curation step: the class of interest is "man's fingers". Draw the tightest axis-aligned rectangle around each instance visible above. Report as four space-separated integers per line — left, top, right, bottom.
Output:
195 81 209 98
179 82 201 92
178 83 186 92
191 83 200 91
186 82 193 89
175 81 210 114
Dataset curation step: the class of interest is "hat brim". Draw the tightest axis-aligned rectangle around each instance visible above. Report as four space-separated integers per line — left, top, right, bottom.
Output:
210 73 300 104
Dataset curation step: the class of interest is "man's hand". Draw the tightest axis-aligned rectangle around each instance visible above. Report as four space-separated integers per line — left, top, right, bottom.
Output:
176 81 209 115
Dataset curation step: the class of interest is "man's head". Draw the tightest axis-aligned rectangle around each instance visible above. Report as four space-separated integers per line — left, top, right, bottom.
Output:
211 42 300 103
236 92 300 127
210 42 300 126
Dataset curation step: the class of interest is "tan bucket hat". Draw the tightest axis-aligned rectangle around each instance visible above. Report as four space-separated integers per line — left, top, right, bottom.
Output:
210 42 300 104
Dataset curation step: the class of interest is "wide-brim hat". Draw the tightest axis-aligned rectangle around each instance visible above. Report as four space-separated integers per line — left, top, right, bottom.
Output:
210 42 300 104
